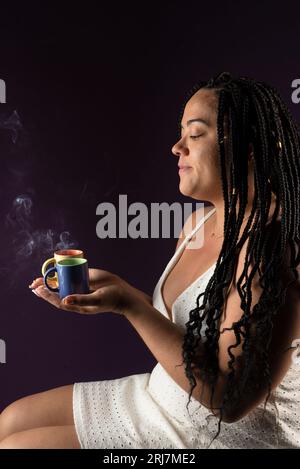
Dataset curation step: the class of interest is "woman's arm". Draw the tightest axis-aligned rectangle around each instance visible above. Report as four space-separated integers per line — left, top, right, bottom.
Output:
123 216 300 424
31 212 300 423
32 258 300 424
31 269 228 418
122 297 229 418
123 260 300 424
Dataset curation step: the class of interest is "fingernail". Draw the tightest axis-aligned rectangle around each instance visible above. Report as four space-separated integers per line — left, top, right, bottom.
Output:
64 298 75 305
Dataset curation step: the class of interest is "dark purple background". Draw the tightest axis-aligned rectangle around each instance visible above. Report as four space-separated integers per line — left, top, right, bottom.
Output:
0 1 300 410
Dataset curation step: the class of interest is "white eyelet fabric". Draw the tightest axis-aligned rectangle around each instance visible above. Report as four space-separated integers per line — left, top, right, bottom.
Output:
73 208 300 448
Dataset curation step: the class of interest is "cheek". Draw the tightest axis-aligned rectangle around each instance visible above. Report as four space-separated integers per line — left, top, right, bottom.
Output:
190 138 219 168
196 137 218 157
194 158 220 182
206 141 220 170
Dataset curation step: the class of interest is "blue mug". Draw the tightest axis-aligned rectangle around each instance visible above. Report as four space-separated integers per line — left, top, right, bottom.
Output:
43 258 90 299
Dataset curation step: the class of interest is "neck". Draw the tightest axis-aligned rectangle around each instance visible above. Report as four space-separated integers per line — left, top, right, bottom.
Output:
207 192 278 239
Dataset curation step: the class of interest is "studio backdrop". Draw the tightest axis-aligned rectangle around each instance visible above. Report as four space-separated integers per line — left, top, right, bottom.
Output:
0 1 299 411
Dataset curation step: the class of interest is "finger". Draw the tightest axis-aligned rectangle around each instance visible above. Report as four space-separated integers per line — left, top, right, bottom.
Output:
62 290 101 306
30 275 57 292
29 277 44 289
62 304 103 315
34 285 61 308
31 289 40 297
88 269 118 286
33 285 85 313
88 269 101 284
44 278 58 289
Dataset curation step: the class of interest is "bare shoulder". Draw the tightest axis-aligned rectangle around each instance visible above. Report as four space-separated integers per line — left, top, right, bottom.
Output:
175 204 212 251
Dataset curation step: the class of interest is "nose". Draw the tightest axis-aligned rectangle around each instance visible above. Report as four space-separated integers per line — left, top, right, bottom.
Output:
171 138 188 158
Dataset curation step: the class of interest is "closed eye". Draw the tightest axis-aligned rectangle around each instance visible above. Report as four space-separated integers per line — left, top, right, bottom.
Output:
190 134 204 140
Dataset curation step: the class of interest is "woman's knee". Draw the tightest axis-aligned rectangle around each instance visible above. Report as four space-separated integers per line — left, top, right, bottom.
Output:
0 399 28 442
0 384 75 442
0 431 24 449
0 425 81 449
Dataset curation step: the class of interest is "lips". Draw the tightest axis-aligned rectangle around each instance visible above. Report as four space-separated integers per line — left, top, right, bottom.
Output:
178 165 192 173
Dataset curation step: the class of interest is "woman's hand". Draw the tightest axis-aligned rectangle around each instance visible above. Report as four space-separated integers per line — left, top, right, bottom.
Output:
29 268 152 315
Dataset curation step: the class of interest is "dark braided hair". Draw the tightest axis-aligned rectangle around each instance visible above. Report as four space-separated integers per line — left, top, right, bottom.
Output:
176 72 300 447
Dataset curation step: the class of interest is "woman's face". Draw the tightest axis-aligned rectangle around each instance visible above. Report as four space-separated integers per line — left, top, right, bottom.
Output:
172 88 224 202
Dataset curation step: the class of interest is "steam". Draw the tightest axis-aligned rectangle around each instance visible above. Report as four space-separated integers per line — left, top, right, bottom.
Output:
6 194 33 231
1 109 79 286
5 195 78 276
0 110 23 144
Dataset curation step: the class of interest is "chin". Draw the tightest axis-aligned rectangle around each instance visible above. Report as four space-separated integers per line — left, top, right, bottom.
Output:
179 183 206 200
179 182 189 196
179 184 196 198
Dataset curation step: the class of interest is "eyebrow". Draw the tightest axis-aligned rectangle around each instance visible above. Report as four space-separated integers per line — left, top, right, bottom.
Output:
180 118 210 129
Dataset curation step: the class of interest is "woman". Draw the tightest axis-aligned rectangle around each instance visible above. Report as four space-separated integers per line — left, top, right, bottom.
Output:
1 71 300 449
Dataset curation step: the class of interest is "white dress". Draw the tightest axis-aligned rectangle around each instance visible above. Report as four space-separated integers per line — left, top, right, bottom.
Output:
73 207 300 449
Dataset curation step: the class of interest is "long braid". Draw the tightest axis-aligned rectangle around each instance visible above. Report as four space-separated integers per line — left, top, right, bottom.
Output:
176 72 300 447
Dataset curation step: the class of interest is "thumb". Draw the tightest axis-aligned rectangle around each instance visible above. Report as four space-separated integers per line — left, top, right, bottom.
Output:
63 290 100 306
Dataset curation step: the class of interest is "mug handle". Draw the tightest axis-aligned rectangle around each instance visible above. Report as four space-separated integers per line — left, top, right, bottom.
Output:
44 267 59 292
42 257 56 277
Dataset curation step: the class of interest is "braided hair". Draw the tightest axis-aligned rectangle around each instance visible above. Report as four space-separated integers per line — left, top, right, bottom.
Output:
176 72 300 447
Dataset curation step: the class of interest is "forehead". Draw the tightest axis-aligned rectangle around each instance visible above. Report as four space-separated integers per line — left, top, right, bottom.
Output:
181 89 218 125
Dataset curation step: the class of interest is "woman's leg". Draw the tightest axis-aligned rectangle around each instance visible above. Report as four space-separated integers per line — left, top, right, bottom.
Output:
0 384 75 442
0 425 81 449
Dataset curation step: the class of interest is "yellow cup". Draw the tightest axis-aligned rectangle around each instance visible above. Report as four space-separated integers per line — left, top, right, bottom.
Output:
41 249 84 287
